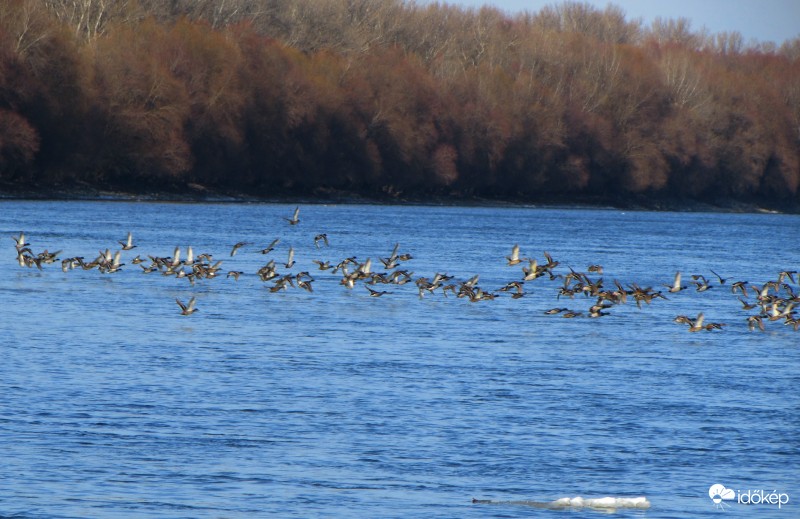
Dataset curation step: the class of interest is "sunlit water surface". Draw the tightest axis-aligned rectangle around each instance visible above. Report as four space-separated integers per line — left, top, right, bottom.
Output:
1 201 798 518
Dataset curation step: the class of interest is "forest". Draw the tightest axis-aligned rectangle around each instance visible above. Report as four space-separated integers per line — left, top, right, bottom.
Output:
1 0 799 208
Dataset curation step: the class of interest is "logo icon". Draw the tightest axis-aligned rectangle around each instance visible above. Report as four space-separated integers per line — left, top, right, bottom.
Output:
709 484 736 510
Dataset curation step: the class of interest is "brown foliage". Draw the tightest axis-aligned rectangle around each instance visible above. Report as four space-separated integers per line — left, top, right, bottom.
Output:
0 0 90 181
0 109 39 180
0 0 795 207
90 19 192 183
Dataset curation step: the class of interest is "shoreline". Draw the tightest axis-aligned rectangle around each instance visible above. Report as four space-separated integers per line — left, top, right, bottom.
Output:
0 185 795 215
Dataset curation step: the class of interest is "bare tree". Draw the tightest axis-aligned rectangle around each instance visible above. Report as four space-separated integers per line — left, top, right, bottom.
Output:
779 37 800 61
708 30 745 56
647 16 705 49
2 0 53 59
42 0 119 40
532 1 641 44
658 49 711 112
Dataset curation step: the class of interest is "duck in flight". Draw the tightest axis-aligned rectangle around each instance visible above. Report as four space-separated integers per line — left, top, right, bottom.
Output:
366 286 390 297
314 234 329 248
748 315 765 331
176 296 198 315
284 207 300 225
666 272 686 293
692 274 713 292
313 260 332 270
285 246 296 269
710 269 727 284
12 231 29 251
230 241 248 256
260 238 280 254
119 232 136 250
688 313 705 332
506 244 522 266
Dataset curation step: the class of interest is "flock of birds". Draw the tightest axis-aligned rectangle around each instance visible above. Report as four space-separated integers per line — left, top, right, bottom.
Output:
10 206 800 333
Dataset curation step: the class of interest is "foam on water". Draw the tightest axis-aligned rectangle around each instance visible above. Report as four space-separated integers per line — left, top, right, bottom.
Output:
550 496 651 509
474 496 651 510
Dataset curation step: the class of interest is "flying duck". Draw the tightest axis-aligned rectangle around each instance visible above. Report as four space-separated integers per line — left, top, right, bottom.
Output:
119 232 136 250
284 206 300 225
176 296 198 315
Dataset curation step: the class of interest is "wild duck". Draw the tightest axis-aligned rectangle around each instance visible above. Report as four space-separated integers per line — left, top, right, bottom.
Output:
285 246 295 269
284 206 300 225
709 269 726 284
12 231 28 250
366 286 390 297
314 234 329 248
119 232 136 250
260 238 280 254
688 313 705 332
313 260 332 270
747 315 765 331
176 296 198 315
506 244 522 266
230 241 248 256
666 272 686 293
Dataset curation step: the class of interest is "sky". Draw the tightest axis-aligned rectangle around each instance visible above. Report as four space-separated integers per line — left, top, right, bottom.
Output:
444 0 800 45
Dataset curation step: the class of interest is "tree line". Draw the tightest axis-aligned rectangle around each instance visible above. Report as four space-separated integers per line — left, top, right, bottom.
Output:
1 0 799 207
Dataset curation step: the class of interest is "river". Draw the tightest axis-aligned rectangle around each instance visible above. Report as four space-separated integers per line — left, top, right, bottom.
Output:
1 201 797 517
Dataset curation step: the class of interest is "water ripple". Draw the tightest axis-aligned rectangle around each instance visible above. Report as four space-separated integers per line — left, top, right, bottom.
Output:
1 201 798 518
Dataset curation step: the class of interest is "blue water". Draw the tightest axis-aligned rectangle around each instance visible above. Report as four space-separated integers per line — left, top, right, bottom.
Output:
1 201 798 518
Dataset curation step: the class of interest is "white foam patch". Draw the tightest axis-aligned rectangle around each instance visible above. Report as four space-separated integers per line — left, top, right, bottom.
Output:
473 496 651 510
549 496 651 509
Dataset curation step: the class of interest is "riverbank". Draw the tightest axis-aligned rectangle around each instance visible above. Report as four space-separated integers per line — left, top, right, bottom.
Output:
0 181 796 214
